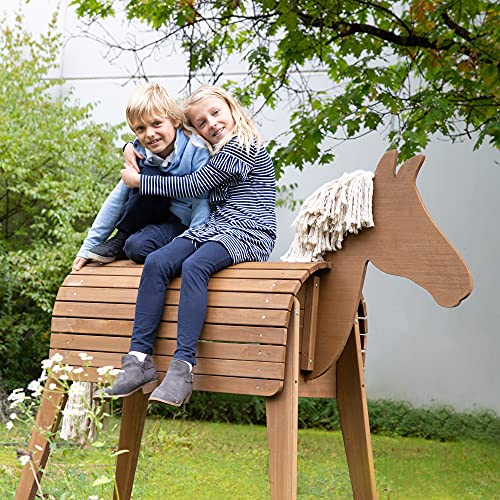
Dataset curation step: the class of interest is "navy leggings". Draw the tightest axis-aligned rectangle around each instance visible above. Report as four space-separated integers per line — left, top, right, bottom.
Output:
129 237 232 365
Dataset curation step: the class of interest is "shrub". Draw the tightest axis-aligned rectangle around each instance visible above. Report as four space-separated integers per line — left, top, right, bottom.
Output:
151 393 500 442
0 12 122 390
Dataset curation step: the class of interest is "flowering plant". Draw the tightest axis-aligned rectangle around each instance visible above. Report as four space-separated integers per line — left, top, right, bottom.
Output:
4 352 122 498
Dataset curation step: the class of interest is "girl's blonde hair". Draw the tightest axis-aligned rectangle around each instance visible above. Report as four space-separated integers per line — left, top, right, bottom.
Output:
182 85 260 153
126 82 184 129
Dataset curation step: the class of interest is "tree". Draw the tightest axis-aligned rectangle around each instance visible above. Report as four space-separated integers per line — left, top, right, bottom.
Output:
0 13 122 389
72 0 499 175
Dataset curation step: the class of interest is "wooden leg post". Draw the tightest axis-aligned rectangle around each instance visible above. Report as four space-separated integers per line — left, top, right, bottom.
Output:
266 298 300 500
15 378 67 500
114 390 150 500
336 325 377 499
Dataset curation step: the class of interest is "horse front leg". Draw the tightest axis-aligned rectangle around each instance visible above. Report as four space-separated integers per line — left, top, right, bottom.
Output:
114 389 150 500
15 377 67 500
336 325 377 500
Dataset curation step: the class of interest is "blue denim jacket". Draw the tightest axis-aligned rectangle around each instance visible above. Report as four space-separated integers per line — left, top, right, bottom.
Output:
77 129 210 259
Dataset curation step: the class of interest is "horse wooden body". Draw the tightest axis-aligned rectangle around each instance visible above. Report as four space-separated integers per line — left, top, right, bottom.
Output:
16 150 472 499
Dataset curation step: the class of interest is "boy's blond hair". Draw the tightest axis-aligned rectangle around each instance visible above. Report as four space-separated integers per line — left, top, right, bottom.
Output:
126 82 184 129
182 85 260 153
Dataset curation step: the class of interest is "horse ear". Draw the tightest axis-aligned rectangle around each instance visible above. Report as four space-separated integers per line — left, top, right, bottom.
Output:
396 154 426 183
374 149 398 178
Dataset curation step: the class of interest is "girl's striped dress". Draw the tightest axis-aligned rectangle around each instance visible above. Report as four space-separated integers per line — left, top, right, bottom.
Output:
139 137 277 264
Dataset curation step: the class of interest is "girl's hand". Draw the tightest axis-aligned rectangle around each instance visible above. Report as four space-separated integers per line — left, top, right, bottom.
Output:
124 143 143 173
121 167 141 188
72 257 88 272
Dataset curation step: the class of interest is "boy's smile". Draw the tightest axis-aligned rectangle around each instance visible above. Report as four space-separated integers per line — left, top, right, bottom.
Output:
132 114 179 158
188 96 236 145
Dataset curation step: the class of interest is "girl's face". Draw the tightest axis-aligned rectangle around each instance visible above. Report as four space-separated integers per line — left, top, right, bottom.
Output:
187 96 236 145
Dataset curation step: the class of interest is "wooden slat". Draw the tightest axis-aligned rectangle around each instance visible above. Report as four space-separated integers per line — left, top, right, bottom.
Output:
53 302 289 327
50 334 286 362
44 364 283 397
69 270 315 281
193 374 282 396
51 318 287 345
300 276 320 371
49 350 284 380
212 269 313 281
62 275 302 294
83 260 332 273
56 287 293 310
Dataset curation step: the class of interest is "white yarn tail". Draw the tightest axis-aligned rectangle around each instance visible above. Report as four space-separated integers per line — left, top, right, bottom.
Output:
281 170 374 262
59 381 97 446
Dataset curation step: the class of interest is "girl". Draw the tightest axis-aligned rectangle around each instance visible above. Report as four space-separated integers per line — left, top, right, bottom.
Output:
107 86 277 407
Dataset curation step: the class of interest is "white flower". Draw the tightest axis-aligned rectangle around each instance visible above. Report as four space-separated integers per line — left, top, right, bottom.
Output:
27 380 43 397
78 352 93 362
18 455 31 466
28 380 40 391
6 421 13 430
72 367 84 374
63 365 74 373
109 369 122 377
97 366 115 376
51 353 64 363
69 384 85 396
59 374 69 381
7 389 27 407
48 383 57 391
62 408 74 418
41 359 53 370
9 413 17 420
35 445 43 451
88 495 99 500
51 365 61 373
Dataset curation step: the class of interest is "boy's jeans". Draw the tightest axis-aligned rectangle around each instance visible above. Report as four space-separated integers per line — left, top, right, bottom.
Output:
116 164 171 236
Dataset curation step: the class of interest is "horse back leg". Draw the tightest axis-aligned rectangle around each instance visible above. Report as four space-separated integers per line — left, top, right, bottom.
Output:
266 298 300 500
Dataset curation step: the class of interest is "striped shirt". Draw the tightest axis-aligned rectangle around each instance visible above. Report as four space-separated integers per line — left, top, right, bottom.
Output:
140 137 277 264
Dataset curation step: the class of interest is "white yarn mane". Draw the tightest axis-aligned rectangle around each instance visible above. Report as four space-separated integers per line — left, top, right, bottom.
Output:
281 170 374 262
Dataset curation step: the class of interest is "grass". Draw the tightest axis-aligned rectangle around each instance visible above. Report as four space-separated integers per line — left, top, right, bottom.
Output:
1 417 499 499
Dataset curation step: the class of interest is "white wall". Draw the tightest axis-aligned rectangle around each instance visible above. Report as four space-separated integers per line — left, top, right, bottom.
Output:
9 1 500 412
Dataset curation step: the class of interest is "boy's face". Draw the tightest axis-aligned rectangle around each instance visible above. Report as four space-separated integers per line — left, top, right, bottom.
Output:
131 114 179 159
187 96 235 145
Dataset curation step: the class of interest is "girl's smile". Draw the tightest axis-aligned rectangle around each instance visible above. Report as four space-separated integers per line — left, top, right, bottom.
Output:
187 96 236 145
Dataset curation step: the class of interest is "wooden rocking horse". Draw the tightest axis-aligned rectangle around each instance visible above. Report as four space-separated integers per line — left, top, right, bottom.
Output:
16 150 472 499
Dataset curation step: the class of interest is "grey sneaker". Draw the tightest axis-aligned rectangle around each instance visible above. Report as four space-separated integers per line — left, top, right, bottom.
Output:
149 359 193 407
103 354 158 398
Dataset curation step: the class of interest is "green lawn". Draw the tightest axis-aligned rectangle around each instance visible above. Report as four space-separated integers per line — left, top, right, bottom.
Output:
1 418 499 498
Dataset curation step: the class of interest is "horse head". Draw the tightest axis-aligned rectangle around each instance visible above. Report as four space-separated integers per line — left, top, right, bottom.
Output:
367 150 472 307
306 150 473 379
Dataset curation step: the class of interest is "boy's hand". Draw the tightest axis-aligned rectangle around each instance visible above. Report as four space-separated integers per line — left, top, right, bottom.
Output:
124 143 143 173
72 257 88 272
121 167 140 188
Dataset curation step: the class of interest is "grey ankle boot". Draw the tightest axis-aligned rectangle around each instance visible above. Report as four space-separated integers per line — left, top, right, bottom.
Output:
149 359 193 407
104 354 158 398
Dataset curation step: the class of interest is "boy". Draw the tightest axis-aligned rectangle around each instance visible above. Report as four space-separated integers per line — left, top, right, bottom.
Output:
73 83 210 271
